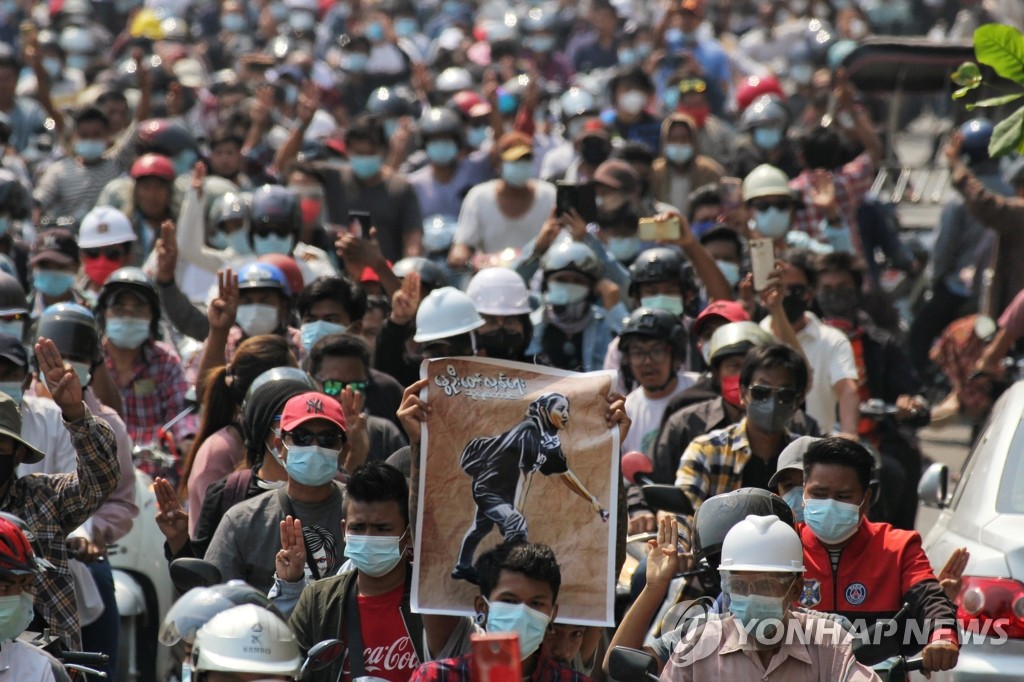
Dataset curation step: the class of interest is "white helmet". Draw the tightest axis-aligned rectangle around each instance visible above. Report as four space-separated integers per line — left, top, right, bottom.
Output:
191 604 302 678
436 67 474 95
466 268 531 316
742 164 792 202
79 207 137 249
414 286 484 343
719 514 805 573
59 26 96 54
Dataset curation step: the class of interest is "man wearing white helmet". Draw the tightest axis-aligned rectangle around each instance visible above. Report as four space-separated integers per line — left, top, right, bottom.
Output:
465 268 534 362
660 514 882 681
77 206 137 303
189 603 303 682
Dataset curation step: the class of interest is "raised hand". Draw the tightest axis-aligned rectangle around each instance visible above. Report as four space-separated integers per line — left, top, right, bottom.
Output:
191 159 207 196
155 220 178 285
646 516 680 592
297 81 320 127
938 547 969 601
339 386 369 471
209 269 239 332
390 271 421 326
35 337 83 422
154 477 189 552
809 169 838 213
275 515 306 583
397 378 430 446
605 392 631 443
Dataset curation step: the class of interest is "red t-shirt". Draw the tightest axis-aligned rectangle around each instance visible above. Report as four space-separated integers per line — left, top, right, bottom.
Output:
348 583 421 682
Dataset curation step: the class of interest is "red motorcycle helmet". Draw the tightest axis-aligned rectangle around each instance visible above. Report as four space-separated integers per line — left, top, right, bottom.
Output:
130 153 175 182
735 74 786 114
0 515 47 577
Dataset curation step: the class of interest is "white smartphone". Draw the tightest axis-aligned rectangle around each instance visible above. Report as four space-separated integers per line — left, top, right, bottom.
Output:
750 238 775 292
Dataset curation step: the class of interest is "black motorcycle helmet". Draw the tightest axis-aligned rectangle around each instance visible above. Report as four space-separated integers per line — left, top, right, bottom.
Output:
366 86 418 118
36 303 100 365
419 106 462 143
137 118 198 156
249 185 301 238
627 247 698 305
619 307 687 359
693 488 795 578
96 267 161 338
0 170 29 220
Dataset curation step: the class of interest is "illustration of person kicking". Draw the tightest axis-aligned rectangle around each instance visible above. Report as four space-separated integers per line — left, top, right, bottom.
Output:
451 392 609 583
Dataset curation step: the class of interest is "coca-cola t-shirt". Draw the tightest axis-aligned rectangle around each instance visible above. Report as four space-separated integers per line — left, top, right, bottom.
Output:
349 583 420 682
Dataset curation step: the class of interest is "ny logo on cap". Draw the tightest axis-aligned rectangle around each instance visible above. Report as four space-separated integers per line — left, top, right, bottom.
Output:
43 235 61 250
307 398 324 414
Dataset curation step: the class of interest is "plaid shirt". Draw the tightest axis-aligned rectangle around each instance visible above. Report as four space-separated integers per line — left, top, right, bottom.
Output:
411 653 591 682
105 339 193 449
2 407 118 649
675 419 798 549
789 152 876 254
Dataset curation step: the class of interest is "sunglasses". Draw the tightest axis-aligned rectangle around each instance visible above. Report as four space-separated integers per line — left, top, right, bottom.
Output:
750 198 792 212
83 247 125 260
320 380 367 397
285 428 346 449
785 285 809 298
254 224 293 238
748 385 798 406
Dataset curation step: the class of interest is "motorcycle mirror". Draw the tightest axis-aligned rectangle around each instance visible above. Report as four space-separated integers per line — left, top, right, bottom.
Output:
641 485 694 516
170 558 223 592
608 646 660 682
917 463 949 509
303 639 344 673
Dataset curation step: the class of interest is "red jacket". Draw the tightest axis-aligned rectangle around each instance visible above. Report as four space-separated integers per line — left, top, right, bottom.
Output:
797 519 957 648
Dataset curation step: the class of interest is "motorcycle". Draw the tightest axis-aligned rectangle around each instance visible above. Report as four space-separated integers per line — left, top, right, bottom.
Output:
20 629 110 679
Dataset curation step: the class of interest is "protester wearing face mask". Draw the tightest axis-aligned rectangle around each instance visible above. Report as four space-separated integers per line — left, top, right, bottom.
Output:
449 132 556 269
760 251 859 437
699 227 744 290
0 172 30 289
98 267 191 448
411 542 589 682
606 68 662 153
466 267 534 363
650 114 723 218
409 107 493 219
275 463 468 682
742 163 799 246
797 437 960 677
768 435 819 524
339 117 424 263
33 107 133 225
660 513 883 681
527 240 627 373
664 78 735 170
657 0 732 116
28 229 85 318
675 343 809 548
205 391 360 593
77 206 137 304
733 95 800 180
0 515 75 681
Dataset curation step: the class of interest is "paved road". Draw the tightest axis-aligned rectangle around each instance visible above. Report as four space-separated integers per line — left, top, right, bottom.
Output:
915 418 973 536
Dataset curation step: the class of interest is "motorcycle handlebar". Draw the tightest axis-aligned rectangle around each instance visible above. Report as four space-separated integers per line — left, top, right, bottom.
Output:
60 651 110 667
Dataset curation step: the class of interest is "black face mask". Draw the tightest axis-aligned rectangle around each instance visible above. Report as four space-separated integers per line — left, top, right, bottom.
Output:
478 329 526 361
817 288 859 319
0 454 16 489
782 291 808 324
746 396 796 433
579 137 611 167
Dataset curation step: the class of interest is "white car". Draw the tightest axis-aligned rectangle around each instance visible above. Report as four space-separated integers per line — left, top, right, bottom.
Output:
919 381 1024 681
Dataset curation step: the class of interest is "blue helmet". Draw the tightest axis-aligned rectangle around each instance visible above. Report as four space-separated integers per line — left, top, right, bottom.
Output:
237 262 291 296
959 118 994 167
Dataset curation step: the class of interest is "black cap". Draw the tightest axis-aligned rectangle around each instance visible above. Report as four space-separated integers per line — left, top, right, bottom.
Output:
0 334 27 367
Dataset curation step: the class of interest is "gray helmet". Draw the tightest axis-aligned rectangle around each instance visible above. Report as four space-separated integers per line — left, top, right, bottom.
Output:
541 240 602 283
558 87 597 121
214 192 250 226
97 267 160 331
740 94 789 131
392 257 450 289
0 273 27 316
707 321 774 365
419 107 462 139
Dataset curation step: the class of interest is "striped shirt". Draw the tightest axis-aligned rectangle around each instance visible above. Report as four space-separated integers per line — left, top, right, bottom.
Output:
33 157 125 224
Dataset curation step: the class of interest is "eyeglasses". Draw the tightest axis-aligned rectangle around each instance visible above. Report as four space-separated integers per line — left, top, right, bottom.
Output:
721 573 795 598
320 380 367 397
284 428 346 449
83 247 126 260
626 346 670 364
750 198 792 212
109 303 151 318
748 385 798 405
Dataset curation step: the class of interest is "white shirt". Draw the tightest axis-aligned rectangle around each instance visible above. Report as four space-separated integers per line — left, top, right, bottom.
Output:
760 312 858 433
622 374 697 456
0 639 61 681
455 180 557 254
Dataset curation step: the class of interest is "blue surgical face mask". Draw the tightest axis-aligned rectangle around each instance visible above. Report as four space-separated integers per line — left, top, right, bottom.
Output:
606 236 642 263
290 11 315 31
365 21 385 42
350 154 383 180
0 381 22 404
546 282 589 306
803 497 863 544
0 319 22 340
755 207 791 238
502 161 533 187
783 485 805 523
383 118 399 140
664 143 694 165
484 600 551 659
753 127 783 150
618 48 637 66
43 57 62 79
716 260 741 287
346 52 369 73
174 150 198 177
33 270 76 298
466 126 488 149
728 591 789 629
394 17 418 37
221 12 246 32
426 140 459 166
301 320 347 350
691 219 715 238
70 360 92 387
344 530 408 577
528 35 556 53
218 229 252 254
641 294 684 316
665 27 685 47
253 233 294 256
285 444 340 486
106 317 151 350
0 594 34 641
75 139 107 161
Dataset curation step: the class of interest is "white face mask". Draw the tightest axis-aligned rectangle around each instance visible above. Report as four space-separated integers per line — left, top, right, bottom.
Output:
236 303 280 336
618 90 648 116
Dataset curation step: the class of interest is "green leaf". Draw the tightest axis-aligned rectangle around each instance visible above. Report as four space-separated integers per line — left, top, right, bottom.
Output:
952 61 983 87
988 104 1024 157
953 85 978 100
966 92 1024 110
974 24 1024 85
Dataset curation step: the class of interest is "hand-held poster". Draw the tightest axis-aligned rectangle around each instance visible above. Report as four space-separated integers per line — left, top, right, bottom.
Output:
412 358 620 625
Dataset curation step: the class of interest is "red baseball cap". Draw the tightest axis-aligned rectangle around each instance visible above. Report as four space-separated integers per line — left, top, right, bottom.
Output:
280 392 347 433
692 300 749 338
